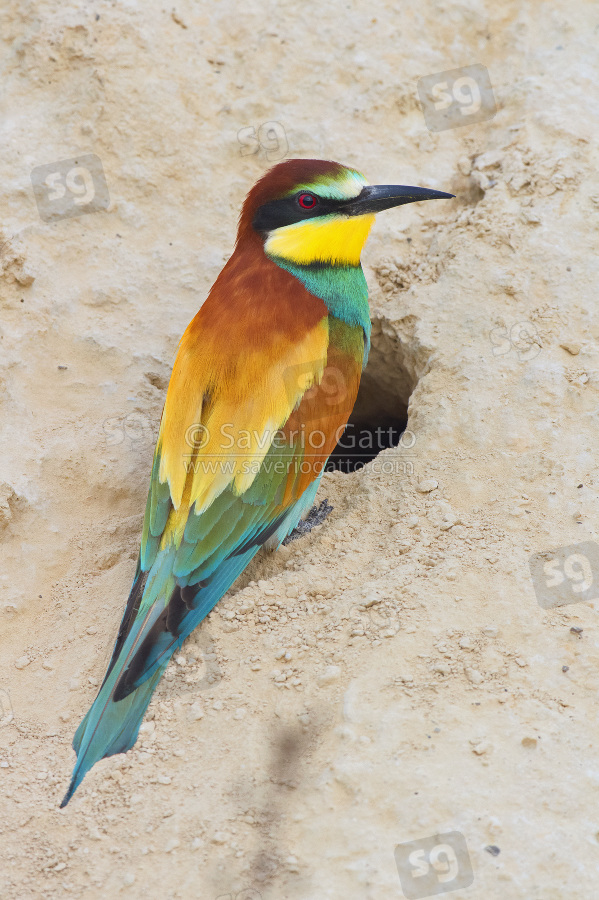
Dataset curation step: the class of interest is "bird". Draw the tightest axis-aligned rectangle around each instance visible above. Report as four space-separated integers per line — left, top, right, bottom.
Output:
61 158 453 806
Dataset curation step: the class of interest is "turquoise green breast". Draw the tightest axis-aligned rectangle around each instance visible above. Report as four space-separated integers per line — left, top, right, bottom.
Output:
269 257 371 365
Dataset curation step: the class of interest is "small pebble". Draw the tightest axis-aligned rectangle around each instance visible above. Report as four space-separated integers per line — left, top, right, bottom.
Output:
212 832 228 844
16 269 35 286
189 702 204 721
318 665 341 686
139 721 155 735
433 662 451 676
465 667 484 685
560 341 581 355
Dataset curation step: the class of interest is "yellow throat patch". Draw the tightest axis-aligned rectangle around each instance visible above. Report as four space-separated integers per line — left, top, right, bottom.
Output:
264 212 375 266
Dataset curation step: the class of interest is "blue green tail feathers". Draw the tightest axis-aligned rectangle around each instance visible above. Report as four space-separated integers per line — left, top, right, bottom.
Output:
61 479 322 806
61 665 165 808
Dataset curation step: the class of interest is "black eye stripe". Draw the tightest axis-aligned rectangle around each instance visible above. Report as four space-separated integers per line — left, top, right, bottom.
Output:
253 192 340 233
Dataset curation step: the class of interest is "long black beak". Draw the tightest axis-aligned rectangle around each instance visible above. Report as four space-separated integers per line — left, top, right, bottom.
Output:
342 184 454 216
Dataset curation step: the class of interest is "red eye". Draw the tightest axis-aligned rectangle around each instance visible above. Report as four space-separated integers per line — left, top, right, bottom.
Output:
298 192 318 210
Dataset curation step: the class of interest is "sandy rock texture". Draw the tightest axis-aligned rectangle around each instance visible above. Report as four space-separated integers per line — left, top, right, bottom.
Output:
1 1 599 898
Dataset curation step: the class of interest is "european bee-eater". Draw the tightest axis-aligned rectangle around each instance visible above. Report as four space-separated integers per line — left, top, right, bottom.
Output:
61 159 453 806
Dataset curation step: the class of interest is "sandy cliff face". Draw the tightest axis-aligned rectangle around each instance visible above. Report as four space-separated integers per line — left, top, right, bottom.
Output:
1 2 598 898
